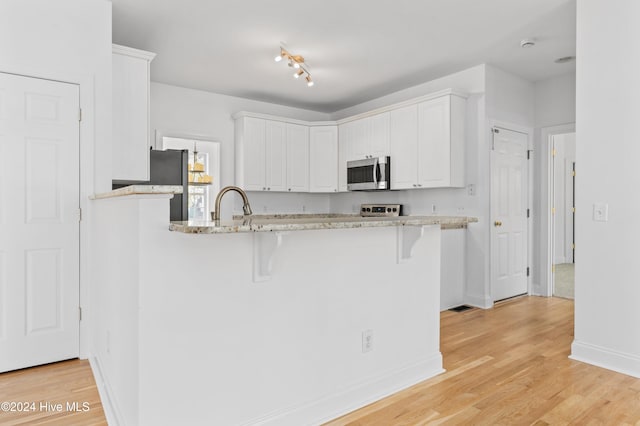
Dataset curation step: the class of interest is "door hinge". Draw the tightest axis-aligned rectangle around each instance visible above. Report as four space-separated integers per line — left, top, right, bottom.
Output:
492 128 500 133
552 148 557 157
79 307 82 321
78 108 82 122
572 170 576 177
552 265 556 273
526 267 530 277
552 207 556 215
572 243 575 250
527 150 532 160
572 207 575 213
78 208 82 222
527 208 530 218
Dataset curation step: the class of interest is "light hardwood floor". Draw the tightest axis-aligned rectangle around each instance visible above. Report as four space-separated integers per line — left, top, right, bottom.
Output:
0 359 106 425
2 297 640 425
326 296 640 425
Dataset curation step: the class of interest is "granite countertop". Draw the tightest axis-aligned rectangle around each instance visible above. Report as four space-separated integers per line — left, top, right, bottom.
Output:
91 185 183 200
169 214 478 234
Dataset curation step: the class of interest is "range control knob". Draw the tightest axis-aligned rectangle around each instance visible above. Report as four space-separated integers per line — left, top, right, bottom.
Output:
387 207 392 212
361 207 366 212
366 207 371 212
392 207 397 212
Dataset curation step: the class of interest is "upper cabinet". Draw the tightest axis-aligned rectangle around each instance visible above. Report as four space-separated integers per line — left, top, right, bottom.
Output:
309 126 338 193
390 92 466 189
112 44 155 183
234 89 465 194
235 114 312 192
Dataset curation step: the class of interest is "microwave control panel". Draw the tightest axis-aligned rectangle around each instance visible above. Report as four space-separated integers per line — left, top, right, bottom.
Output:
360 204 402 217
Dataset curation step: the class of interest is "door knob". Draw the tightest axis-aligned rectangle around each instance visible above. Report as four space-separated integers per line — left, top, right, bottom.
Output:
494 220 502 227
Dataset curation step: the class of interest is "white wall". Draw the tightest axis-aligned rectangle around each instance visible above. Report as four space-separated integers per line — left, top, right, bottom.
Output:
535 72 576 129
552 132 576 264
570 0 640 378
151 83 333 218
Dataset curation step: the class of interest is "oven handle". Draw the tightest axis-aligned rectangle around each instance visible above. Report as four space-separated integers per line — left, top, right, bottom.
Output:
372 157 379 186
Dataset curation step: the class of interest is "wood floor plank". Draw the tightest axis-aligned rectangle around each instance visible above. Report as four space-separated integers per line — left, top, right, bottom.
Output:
0 359 106 426
325 296 640 425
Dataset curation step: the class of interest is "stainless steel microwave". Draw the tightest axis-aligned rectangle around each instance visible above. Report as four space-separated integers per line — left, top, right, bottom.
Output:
347 156 390 191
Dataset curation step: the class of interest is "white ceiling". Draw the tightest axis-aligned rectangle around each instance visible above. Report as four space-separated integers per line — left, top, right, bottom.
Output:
112 0 576 113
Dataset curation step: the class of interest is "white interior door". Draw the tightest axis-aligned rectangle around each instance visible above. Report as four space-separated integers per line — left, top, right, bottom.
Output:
0 73 80 373
491 128 528 302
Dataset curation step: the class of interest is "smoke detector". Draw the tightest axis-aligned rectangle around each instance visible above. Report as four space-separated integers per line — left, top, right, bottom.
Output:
520 39 536 48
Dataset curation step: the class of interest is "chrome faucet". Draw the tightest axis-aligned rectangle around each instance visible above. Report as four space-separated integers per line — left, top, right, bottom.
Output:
212 186 253 221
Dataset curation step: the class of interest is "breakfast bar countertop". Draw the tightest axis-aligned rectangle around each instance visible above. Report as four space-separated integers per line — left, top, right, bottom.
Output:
169 214 478 234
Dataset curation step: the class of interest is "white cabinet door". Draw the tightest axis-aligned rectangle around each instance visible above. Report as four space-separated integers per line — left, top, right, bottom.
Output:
389 105 418 190
286 123 309 192
417 96 450 187
309 126 338 192
369 112 390 157
265 120 286 192
112 45 155 182
349 118 369 160
337 122 353 192
239 117 266 191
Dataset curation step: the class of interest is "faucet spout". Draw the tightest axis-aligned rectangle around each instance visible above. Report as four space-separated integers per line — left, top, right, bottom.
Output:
212 186 253 222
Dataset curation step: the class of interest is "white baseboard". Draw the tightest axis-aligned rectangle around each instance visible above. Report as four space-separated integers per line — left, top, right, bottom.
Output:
570 340 640 378
89 356 124 425
464 293 493 309
244 353 444 426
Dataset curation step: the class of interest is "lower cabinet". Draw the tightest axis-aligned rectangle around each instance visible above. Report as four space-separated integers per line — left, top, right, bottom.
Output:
309 126 338 192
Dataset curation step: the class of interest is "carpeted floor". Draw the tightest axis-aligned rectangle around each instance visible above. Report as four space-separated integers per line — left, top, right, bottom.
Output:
553 263 574 299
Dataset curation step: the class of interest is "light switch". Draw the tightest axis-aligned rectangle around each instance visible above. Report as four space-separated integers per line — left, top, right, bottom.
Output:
593 203 608 222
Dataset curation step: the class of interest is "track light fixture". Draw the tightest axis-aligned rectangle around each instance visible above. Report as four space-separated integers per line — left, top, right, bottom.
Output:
274 46 314 87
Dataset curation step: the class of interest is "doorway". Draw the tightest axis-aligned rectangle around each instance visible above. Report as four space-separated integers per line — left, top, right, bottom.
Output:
551 132 576 299
0 72 80 372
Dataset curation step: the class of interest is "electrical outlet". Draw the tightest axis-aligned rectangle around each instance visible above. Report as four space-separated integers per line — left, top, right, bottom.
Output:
431 204 437 214
302 205 306 212
457 206 465 214
362 330 373 353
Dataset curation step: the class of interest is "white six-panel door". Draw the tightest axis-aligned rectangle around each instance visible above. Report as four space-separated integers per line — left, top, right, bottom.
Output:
491 128 528 302
0 72 80 373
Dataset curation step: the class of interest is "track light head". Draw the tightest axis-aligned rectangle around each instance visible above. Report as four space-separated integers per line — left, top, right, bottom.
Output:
306 75 314 87
294 69 304 79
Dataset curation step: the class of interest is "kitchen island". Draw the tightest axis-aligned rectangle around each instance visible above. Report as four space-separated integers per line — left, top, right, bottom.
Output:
90 190 476 426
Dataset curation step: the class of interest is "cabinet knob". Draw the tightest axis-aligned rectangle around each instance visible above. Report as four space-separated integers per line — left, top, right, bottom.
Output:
288 188 291 191
267 187 271 191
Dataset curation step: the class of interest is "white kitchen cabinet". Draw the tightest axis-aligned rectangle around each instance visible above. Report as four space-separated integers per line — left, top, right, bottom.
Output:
337 123 351 192
286 123 310 192
265 120 287 192
236 117 310 192
389 93 465 189
340 113 390 162
112 44 155 182
309 126 338 192
389 104 419 189
235 116 266 191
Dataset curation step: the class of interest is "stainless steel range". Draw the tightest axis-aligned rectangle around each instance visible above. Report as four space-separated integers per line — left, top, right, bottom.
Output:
360 204 402 217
